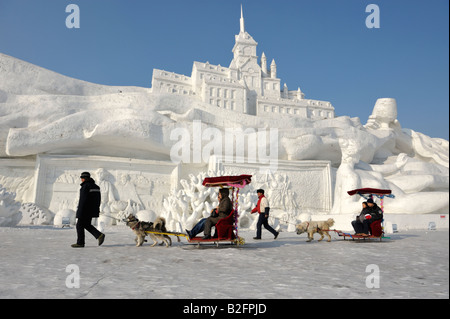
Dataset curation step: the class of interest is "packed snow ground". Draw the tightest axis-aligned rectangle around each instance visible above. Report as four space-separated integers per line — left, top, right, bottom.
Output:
0 226 447 299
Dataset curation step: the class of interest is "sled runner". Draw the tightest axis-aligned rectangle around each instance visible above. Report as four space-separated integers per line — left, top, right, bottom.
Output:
334 188 394 241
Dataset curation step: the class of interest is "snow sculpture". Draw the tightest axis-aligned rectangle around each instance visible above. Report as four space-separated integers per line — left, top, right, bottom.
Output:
330 138 363 215
162 171 217 231
19 203 53 225
0 184 22 227
0 7 448 227
151 6 334 119
331 98 449 215
366 98 398 130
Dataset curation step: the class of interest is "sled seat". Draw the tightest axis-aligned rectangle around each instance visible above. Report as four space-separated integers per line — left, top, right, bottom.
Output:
214 210 236 240
369 219 383 237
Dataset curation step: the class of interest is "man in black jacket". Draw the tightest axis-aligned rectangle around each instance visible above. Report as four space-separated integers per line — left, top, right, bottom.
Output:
367 198 383 221
71 172 105 248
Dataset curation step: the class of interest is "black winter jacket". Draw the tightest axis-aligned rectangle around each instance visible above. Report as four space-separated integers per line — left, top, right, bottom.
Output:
76 178 101 218
368 203 383 221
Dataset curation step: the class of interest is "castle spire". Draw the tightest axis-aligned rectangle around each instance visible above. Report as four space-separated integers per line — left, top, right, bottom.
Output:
240 4 245 33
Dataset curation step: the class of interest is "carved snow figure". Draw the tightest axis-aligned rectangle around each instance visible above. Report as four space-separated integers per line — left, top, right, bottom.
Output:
0 184 22 226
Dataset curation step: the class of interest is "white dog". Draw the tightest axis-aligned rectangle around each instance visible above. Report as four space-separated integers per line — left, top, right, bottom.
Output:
295 218 335 242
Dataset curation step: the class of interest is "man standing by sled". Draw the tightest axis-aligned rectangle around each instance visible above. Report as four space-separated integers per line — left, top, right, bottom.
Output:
251 189 279 240
71 172 105 248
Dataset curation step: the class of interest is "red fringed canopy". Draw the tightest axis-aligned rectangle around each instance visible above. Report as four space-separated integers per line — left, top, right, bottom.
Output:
347 188 392 196
202 175 252 188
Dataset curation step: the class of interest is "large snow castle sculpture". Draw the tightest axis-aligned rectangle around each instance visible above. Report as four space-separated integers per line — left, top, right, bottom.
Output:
0 7 447 230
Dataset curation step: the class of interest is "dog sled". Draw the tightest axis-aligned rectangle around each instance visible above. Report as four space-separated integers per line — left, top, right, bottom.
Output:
333 188 394 241
145 175 251 247
185 174 251 247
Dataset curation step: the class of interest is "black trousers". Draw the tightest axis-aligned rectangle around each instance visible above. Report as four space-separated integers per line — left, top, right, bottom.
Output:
256 213 278 238
351 219 371 234
76 217 101 245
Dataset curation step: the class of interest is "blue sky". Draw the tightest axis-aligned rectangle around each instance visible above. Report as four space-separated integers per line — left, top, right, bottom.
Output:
0 0 448 140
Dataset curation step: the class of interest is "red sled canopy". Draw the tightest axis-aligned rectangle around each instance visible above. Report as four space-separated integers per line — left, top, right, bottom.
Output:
202 175 252 188
347 188 392 196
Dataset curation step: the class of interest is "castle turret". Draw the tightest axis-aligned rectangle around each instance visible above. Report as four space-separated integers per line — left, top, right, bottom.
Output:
297 87 305 100
261 52 268 76
270 59 277 79
240 4 245 33
283 83 288 98
230 5 258 71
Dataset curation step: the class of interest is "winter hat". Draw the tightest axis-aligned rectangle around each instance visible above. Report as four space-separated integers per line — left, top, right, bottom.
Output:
219 188 230 196
367 198 374 204
80 172 91 179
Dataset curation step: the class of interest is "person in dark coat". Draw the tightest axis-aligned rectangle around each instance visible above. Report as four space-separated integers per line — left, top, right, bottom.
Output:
351 201 371 235
367 198 383 221
351 198 383 235
202 188 232 239
71 172 105 248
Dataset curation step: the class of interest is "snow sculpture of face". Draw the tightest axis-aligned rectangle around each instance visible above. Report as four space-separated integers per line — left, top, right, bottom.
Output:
339 138 360 165
370 98 398 128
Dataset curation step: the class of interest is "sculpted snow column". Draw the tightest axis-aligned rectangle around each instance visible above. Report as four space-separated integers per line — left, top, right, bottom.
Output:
331 138 362 215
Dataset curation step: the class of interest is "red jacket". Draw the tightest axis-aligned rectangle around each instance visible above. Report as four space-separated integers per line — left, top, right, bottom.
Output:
251 195 265 214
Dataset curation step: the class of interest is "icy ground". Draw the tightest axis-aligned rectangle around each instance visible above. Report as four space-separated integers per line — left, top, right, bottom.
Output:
0 226 448 299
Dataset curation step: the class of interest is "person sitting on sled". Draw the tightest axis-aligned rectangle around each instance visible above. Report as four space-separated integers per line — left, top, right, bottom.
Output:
351 198 383 235
186 188 232 239
351 201 371 235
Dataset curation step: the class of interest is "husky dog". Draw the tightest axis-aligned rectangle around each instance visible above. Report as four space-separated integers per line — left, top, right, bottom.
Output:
124 214 172 247
295 218 335 242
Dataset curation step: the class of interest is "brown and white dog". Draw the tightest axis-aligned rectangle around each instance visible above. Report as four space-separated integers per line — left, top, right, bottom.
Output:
124 214 172 247
295 218 335 242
